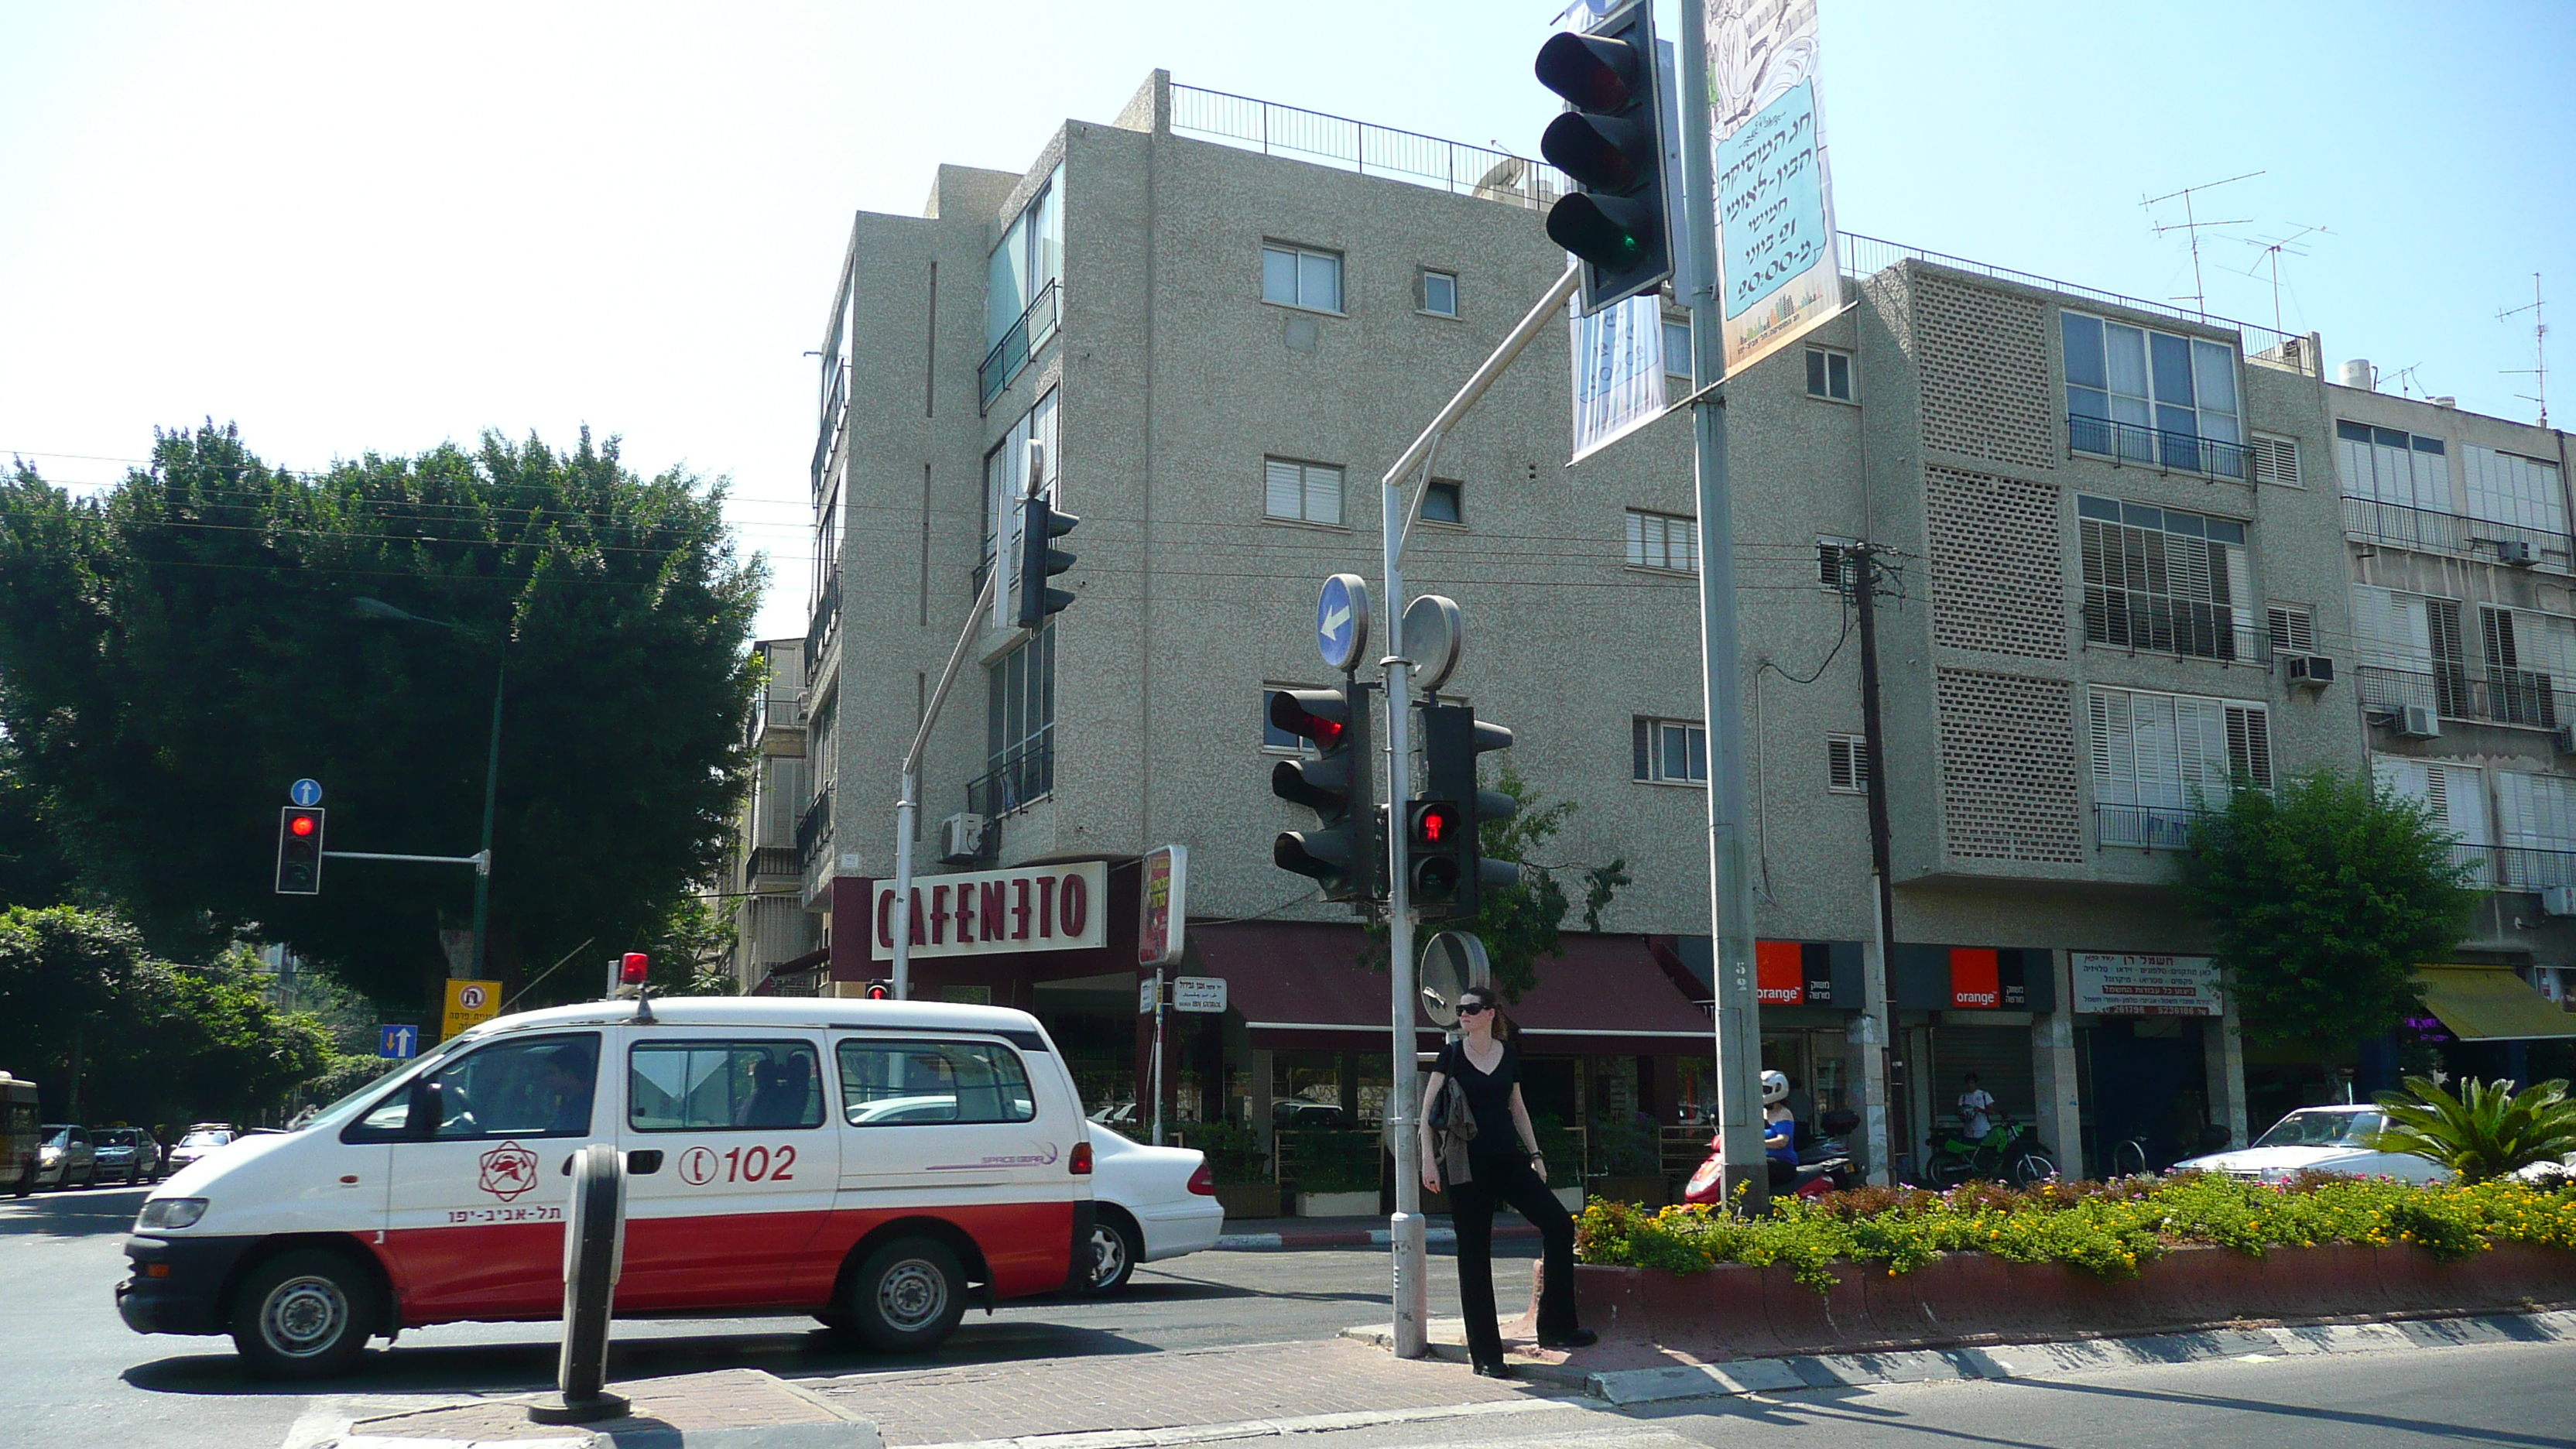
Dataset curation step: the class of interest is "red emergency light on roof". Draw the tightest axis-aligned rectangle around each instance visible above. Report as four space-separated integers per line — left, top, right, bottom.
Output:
619 952 649 985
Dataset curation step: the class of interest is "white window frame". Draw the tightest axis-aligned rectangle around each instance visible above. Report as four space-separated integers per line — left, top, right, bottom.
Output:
2061 309 2243 476
1827 735 1871 794
2076 493 2257 661
1804 345 1855 402
1625 508 1698 573
1662 316 1693 383
2336 420 2449 513
1419 269 1458 318
1633 716 1709 786
1264 457 1345 528
1261 242 1344 314
2088 685 2271 848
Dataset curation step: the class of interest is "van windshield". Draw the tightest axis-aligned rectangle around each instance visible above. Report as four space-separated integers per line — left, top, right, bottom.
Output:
179 1131 231 1147
2252 1111 2385 1149
296 1036 471 1129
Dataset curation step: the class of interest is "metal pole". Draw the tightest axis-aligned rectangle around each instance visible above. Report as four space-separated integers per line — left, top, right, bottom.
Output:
1383 459 1426 1358
1677 0 1769 1211
471 659 505 979
1852 545 1903 1183
1152 968 1166 1146
892 567 1001 1001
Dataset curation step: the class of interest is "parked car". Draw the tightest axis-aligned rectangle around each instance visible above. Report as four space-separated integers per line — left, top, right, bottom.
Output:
1087 1101 1140 1129
37 1125 95 1190
91 1128 162 1185
2174 1105 2446 1184
1271 1101 1347 1129
161 1125 238 1174
1083 1122 1224 1294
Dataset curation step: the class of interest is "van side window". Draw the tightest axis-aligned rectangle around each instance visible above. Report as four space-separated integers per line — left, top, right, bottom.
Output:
629 1040 825 1132
837 1040 1034 1126
351 1033 601 1142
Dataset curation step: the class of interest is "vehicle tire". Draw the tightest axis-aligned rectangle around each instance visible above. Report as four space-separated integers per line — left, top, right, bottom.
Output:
1086 1214 1142 1296
2009 1152 2057 1187
127 1165 142 1186
230 1249 377 1379
844 1236 967 1353
1924 1152 1970 1189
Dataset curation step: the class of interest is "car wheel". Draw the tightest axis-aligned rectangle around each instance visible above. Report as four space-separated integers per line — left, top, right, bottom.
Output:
1087 1214 1142 1296
231 1249 377 1379
844 1237 966 1353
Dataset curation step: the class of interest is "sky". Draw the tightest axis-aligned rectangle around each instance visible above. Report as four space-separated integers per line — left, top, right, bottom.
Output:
2 2 2569 642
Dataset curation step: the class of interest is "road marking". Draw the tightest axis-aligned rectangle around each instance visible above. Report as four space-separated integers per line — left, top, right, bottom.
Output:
906 1395 1586 1449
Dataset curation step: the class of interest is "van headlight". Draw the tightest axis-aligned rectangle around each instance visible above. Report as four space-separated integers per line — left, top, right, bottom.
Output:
137 1197 207 1229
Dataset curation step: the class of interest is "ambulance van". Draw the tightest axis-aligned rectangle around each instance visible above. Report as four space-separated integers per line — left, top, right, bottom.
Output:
117 997 1094 1377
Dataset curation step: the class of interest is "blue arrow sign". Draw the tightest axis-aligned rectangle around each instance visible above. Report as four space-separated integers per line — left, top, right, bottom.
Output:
289 779 324 807
379 1023 419 1060
1317 574 1371 673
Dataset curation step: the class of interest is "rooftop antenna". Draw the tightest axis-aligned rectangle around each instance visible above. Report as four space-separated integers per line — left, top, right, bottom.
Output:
2228 224 2328 333
2499 274 2548 427
2143 170 2263 318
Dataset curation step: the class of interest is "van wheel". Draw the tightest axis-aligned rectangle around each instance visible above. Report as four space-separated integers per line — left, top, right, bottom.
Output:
1086 1215 1141 1295
846 1237 966 1353
231 1249 376 1379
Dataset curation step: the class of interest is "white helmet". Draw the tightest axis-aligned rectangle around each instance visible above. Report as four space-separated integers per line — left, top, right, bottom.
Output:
1760 1070 1789 1105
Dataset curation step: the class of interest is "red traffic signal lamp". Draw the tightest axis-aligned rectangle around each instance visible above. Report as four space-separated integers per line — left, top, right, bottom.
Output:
1406 800 1466 906
275 807 325 895
1269 683 1379 904
865 979 893 1001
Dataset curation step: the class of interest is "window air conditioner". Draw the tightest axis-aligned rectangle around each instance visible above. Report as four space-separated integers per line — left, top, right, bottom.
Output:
2286 656 2335 688
938 813 988 865
2556 725 2576 755
2395 705 2441 738
2543 886 2576 919
2496 540 2537 566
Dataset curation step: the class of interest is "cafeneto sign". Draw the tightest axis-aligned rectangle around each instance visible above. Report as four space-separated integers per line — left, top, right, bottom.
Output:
869 862 1107 961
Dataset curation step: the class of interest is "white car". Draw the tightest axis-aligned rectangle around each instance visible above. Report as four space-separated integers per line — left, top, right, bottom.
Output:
1083 1124 1224 1294
2176 1105 2447 1184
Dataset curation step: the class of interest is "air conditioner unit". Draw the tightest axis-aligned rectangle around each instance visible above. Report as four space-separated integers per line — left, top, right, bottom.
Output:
2395 705 2441 738
2286 655 2335 688
2556 725 2576 755
2543 886 2576 919
2496 540 2537 566
938 813 988 864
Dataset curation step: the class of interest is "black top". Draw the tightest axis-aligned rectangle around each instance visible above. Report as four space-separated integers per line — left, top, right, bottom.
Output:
1436 1037 1525 1164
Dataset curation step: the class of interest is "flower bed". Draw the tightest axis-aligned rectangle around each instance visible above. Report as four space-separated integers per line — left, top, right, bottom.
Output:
1576 1173 2576 1294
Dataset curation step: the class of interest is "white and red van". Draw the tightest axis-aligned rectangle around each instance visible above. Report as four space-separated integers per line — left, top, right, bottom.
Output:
118 997 1094 1377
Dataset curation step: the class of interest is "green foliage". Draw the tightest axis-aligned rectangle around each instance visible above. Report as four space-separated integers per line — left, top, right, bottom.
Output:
1286 1129 1384 1193
642 894 741 996
1174 1119 1269 1184
1366 768 1626 1000
1576 1172 2576 1293
0 742 82 911
2367 1074 2576 1184
0 426 763 1008
2177 769 2476 1060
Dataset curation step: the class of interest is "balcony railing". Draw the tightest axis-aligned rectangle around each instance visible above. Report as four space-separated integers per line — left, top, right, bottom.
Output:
978 278 1059 413
2497 846 2576 891
2096 802 2543 891
967 741 1052 820
2355 665 2573 732
794 783 833 869
2068 413 2251 480
810 359 847 502
1170 83 1570 214
805 568 840 682
743 846 800 887
2340 495 2576 573
2094 803 2205 850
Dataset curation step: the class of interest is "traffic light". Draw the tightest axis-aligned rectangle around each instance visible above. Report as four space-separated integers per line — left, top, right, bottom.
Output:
1535 0 1673 315
1405 798 1467 911
865 979 893 1001
1419 704 1519 918
1269 683 1379 903
1015 494 1080 628
276 807 324 895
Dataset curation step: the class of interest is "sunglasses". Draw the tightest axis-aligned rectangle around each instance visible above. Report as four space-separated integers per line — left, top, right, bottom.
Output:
1457 1002 1492 1016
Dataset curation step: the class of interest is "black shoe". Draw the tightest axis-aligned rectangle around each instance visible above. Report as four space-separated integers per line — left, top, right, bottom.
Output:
1536 1328 1598 1349
1472 1361 1514 1379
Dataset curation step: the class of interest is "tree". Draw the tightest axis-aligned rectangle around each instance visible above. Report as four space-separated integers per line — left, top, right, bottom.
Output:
2366 1074 2576 1184
0 424 764 1009
2177 768 2476 1067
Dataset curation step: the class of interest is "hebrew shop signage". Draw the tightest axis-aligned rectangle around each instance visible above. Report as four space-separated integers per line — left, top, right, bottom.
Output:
2071 953 2222 1017
869 861 1107 961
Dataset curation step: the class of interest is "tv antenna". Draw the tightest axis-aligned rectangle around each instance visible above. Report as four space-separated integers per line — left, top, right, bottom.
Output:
2143 170 2262 318
2228 224 2327 333
2499 274 2548 427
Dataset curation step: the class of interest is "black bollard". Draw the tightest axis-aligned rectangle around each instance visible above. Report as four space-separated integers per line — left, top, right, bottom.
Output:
528 1143 631 1424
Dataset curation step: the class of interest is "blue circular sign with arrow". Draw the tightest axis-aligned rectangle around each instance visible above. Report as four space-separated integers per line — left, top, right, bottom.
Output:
1317 574 1372 673
289 779 324 807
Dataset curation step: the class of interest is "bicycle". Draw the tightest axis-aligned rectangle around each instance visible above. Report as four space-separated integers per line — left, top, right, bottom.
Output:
2109 1136 2150 1178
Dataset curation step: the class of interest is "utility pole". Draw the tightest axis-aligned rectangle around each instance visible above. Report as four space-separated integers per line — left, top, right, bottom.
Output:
1848 542 1903 1183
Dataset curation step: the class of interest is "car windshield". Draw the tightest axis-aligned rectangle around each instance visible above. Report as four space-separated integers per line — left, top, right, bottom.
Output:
2252 1110 2385 1149
43 1127 70 1148
178 1130 232 1147
96 1130 132 1146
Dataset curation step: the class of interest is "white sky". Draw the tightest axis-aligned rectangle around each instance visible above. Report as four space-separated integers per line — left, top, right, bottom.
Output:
2 2 2568 642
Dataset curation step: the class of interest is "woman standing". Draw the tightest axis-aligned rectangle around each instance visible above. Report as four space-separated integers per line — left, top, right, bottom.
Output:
1416 987 1595 1378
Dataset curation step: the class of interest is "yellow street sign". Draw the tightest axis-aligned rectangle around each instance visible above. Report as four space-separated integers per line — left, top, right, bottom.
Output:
442 978 503 1040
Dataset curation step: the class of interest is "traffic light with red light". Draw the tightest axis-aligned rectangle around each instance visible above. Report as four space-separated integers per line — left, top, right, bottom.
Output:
1406 799 1467 908
1536 0 1674 315
1417 704 1519 920
865 979 893 1001
276 807 324 895
1269 682 1379 904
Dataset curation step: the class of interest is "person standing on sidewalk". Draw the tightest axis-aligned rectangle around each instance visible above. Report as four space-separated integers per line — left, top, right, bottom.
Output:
1416 988 1594 1378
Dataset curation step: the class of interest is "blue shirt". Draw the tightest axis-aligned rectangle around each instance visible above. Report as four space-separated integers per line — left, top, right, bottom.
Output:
1763 1112 1797 1166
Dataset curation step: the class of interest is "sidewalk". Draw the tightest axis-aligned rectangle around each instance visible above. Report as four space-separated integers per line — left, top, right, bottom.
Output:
1213 1214 1540 1251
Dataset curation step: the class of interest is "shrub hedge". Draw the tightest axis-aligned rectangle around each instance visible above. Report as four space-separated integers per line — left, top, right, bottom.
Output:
1575 1172 2576 1293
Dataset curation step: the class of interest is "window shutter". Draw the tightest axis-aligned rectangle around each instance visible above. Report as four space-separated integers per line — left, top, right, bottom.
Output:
1632 718 1650 780
2225 706 2273 788
1266 459 1304 519
2267 605 2314 654
1307 464 1343 527
2251 434 2301 487
1828 738 1855 792
1626 511 1646 566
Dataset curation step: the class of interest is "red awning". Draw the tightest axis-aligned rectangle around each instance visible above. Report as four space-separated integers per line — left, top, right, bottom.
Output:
1188 922 1714 1055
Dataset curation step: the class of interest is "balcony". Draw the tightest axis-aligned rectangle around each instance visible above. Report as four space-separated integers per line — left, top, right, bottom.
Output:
2095 803 2543 891
2094 803 2202 850
978 278 1059 414
967 741 1052 820
2340 495 2575 573
811 360 848 502
743 846 800 888
794 784 833 870
2497 846 2576 891
2355 665 2571 732
2069 413 2250 481
805 569 840 683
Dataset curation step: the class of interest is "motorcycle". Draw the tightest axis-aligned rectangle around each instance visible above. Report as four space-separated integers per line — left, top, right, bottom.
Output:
1921 1115 2057 1187
1681 1128 1861 1204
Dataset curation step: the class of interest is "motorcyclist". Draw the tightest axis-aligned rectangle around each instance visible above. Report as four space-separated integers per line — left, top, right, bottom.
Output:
1761 1070 1797 1188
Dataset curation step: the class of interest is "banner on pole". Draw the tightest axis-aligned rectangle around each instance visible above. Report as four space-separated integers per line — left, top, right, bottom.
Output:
1704 0 1841 370
1564 9 1684 464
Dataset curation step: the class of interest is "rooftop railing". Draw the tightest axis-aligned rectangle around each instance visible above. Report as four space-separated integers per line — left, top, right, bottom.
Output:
1170 84 1569 213
2339 495 2576 573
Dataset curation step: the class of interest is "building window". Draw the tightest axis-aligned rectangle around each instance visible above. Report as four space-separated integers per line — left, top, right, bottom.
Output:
1633 717 1708 785
1805 346 1853 401
1421 480 1463 526
2464 444 2567 535
2336 420 2448 512
2266 605 2315 655
981 622 1053 815
1262 243 1342 313
2077 494 2256 661
1625 508 1697 572
1265 457 1345 526
2060 310 2243 477
2089 686 2270 848
1827 735 1871 793
982 389 1060 585
2249 433 2301 487
1261 689 1311 752
985 164 1065 353
1663 317 1693 383
1420 269 1458 317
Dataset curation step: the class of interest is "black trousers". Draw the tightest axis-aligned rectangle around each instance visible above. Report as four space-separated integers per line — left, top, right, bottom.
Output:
1447 1154 1579 1366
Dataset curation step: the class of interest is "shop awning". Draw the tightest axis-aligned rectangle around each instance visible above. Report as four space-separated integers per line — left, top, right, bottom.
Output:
1188 921 1714 1054
2414 964 2576 1041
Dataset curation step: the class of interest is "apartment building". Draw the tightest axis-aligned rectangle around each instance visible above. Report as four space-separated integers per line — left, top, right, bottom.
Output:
719 637 821 994
786 70 2570 1179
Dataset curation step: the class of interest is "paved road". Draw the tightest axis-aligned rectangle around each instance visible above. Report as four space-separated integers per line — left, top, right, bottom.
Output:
0 1182 1523 1449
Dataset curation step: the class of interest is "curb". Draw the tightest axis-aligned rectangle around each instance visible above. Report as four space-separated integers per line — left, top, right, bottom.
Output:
1215 1224 1540 1251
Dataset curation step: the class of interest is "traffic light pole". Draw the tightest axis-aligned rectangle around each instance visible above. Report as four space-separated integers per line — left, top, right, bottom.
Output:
1676 0 1770 1211
1378 262 1578 1359
890 566 1001 1002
